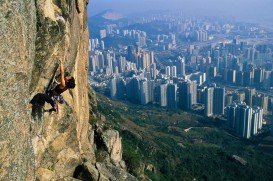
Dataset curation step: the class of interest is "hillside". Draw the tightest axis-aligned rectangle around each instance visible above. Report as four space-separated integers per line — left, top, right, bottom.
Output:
97 93 273 180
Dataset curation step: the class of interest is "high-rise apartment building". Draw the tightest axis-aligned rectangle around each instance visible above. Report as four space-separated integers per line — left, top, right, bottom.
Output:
160 84 168 107
213 87 225 115
140 79 149 105
178 81 197 110
110 77 117 99
227 103 237 129
126 77 140 103
227 101 263 139
244 88 256 107
167 83 177 109
118 56 126 73
227 69 236 84
99 29 107 39
235 102 252 139
176 57 186 77
204 87 214 117
165 66 171 77
236 71 244 86
116 78 126 100
208 66 217 79
254 68 264 86
251 107 263 136
243 70 254 86
233 91 245 102
171 66 177 78
150 51 155 64
225 94 233 106
253 94 268 112
148 80 155 103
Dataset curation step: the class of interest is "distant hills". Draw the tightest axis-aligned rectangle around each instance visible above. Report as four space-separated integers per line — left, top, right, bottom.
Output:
90 9 123 21
101 9 124 20
88 9 125 38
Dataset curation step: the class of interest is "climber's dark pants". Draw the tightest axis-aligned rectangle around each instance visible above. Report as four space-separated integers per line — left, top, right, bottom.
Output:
30 93 55 108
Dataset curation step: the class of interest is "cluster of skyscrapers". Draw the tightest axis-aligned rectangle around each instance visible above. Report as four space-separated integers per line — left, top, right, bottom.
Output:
195 30 209 42
225 89 269 112
123 30 147 47
227 102 263 139
156 33 177 50
89 38 105 51
99 28 148 47
109 73 227 116
89 12 273 139
89 45 157 76
187 40 273 90
89 39 271 140
110 74 266 139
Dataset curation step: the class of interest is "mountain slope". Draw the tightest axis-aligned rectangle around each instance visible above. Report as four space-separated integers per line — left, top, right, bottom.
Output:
97 93 273 180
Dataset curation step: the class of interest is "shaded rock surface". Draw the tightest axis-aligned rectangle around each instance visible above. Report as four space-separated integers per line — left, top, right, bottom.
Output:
0 0 136 180
95 162 137 181
101 130 123 166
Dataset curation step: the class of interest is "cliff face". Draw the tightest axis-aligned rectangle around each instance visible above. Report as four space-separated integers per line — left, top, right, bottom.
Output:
30 0 93 179
0 0 136 180
0 0 36 180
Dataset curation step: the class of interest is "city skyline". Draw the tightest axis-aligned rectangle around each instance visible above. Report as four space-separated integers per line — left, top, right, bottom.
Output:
87 0 273 178
88 5 273 141
88 0 273 25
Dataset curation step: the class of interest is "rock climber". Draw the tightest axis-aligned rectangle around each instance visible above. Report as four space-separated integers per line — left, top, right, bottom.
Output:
29 59 76 113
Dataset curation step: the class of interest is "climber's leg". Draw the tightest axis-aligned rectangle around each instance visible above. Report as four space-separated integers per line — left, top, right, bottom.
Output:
29 93 47 107
58 95 68 105
30 93 56 111
43 94 56 109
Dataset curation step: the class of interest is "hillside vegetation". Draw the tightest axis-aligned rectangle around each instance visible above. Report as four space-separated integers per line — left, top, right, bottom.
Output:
97 93 273 181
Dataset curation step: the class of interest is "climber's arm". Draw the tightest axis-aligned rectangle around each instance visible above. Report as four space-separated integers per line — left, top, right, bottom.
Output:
59 60 66 88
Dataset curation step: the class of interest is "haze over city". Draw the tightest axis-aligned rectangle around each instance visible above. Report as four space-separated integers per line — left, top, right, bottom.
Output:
88 0 273 24
87 0 273 179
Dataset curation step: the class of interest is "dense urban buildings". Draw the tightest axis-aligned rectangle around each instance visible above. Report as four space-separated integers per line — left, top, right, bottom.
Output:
227 102 263 139
89 10 273 139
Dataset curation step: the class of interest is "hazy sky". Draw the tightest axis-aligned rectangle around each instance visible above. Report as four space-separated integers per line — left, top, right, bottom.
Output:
88 0 273 23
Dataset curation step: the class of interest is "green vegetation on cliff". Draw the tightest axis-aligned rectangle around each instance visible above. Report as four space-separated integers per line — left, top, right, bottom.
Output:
97 93 273 181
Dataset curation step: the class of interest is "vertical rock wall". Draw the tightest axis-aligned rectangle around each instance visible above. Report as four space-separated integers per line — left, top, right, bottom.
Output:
0 0 137 180
30 0 93 180
0 0 36 180
0 0 92 180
